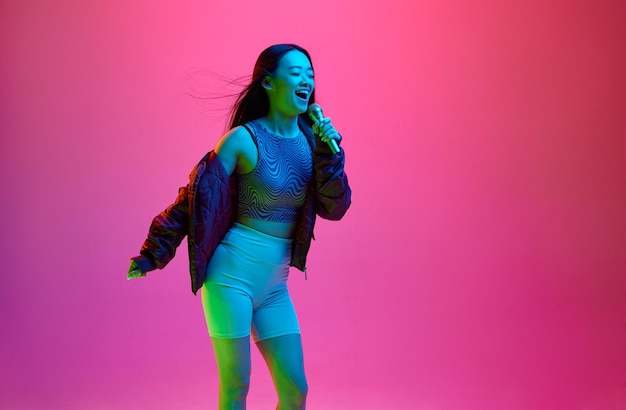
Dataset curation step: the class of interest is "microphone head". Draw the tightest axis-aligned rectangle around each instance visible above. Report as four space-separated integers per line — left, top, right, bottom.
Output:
307 103 323 122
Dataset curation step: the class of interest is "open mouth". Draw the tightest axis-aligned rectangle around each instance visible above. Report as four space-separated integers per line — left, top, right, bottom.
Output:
295 89 309 100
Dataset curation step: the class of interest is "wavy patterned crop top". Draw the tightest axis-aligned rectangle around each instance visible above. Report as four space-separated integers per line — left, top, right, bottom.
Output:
236 120 313 223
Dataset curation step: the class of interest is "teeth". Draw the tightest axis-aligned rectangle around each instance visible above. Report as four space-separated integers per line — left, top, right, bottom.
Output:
296 90 309 98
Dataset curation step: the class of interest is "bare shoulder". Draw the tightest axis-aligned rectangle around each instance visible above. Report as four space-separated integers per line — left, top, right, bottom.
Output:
215 125 257 176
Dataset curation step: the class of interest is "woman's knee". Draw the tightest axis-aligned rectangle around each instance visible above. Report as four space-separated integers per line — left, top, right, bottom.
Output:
277 380 307 409
211 336 252 398
219 373 251 399
294 377 308 400
278 373 308 402
296 375 309 397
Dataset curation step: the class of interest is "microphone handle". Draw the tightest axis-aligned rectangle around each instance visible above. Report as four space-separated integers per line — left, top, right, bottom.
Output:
327 137 340 155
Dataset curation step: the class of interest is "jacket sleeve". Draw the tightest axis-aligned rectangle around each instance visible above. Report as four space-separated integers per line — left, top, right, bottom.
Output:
131 185 190 273
313 144 352 220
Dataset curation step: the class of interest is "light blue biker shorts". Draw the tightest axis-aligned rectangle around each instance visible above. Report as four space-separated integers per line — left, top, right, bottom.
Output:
201 222 300 342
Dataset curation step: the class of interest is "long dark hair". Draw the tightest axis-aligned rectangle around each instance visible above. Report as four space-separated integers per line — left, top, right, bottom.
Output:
228 44 316 130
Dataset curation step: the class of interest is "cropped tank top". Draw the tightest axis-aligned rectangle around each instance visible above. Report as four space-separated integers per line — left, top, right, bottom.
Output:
236 120 313 223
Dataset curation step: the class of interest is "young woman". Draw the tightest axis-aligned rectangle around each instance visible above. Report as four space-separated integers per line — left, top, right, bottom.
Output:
127 44 351 409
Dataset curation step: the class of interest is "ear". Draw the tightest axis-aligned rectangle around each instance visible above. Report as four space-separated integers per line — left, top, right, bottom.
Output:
262 76 272 90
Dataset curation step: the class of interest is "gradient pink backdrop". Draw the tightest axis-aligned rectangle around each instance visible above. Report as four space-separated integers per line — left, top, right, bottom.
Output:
2 1 625 409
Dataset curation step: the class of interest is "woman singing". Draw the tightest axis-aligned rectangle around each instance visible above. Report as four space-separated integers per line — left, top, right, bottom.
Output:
128 43 351 409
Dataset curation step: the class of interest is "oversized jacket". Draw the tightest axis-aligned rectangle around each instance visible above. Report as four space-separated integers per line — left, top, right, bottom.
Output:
131 121 351 295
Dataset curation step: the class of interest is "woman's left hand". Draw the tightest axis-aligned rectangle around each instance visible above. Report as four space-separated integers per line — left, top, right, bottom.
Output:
127 260 146 280
312 117 342 148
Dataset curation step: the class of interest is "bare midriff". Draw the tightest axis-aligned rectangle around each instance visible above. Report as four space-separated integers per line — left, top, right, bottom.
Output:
236 215 296 239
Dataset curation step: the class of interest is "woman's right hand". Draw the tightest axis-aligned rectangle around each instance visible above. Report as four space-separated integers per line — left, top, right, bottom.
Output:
127 260 146 280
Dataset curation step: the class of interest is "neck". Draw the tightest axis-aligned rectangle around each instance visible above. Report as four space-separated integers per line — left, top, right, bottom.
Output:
260 111 300 138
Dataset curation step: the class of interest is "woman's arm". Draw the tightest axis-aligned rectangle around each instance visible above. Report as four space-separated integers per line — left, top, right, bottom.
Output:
215 125 257 176
129 184 191 276
128 126 257 279
311 118 352 220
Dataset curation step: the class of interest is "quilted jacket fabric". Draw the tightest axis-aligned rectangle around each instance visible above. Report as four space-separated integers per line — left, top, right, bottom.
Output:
131 128 351 295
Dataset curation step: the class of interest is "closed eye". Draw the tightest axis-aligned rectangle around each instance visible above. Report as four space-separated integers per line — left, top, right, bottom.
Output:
290 71 314 79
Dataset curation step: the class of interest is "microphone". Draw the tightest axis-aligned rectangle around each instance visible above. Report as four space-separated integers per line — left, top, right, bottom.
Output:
307 103 340 154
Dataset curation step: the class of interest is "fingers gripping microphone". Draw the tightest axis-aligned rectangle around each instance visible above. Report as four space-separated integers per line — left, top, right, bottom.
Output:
307 103 340 154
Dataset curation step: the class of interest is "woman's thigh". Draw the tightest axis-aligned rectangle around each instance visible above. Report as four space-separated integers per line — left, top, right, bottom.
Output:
211 336 252 387
256 334 307 389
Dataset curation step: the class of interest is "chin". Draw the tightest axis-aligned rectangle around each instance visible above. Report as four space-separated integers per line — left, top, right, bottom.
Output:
295 102 308 113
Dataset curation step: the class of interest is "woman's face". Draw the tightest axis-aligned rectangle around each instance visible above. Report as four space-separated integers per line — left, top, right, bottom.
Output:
265 50 315 116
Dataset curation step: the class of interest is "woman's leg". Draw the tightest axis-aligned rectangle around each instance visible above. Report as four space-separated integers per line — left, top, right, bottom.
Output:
211 336 251 410
256 334 308 410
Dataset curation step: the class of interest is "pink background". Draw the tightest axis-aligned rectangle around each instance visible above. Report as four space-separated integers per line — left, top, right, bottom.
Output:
2 1 625 409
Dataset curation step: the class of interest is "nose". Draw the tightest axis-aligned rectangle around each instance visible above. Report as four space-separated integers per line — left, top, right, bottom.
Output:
300 76 313 88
